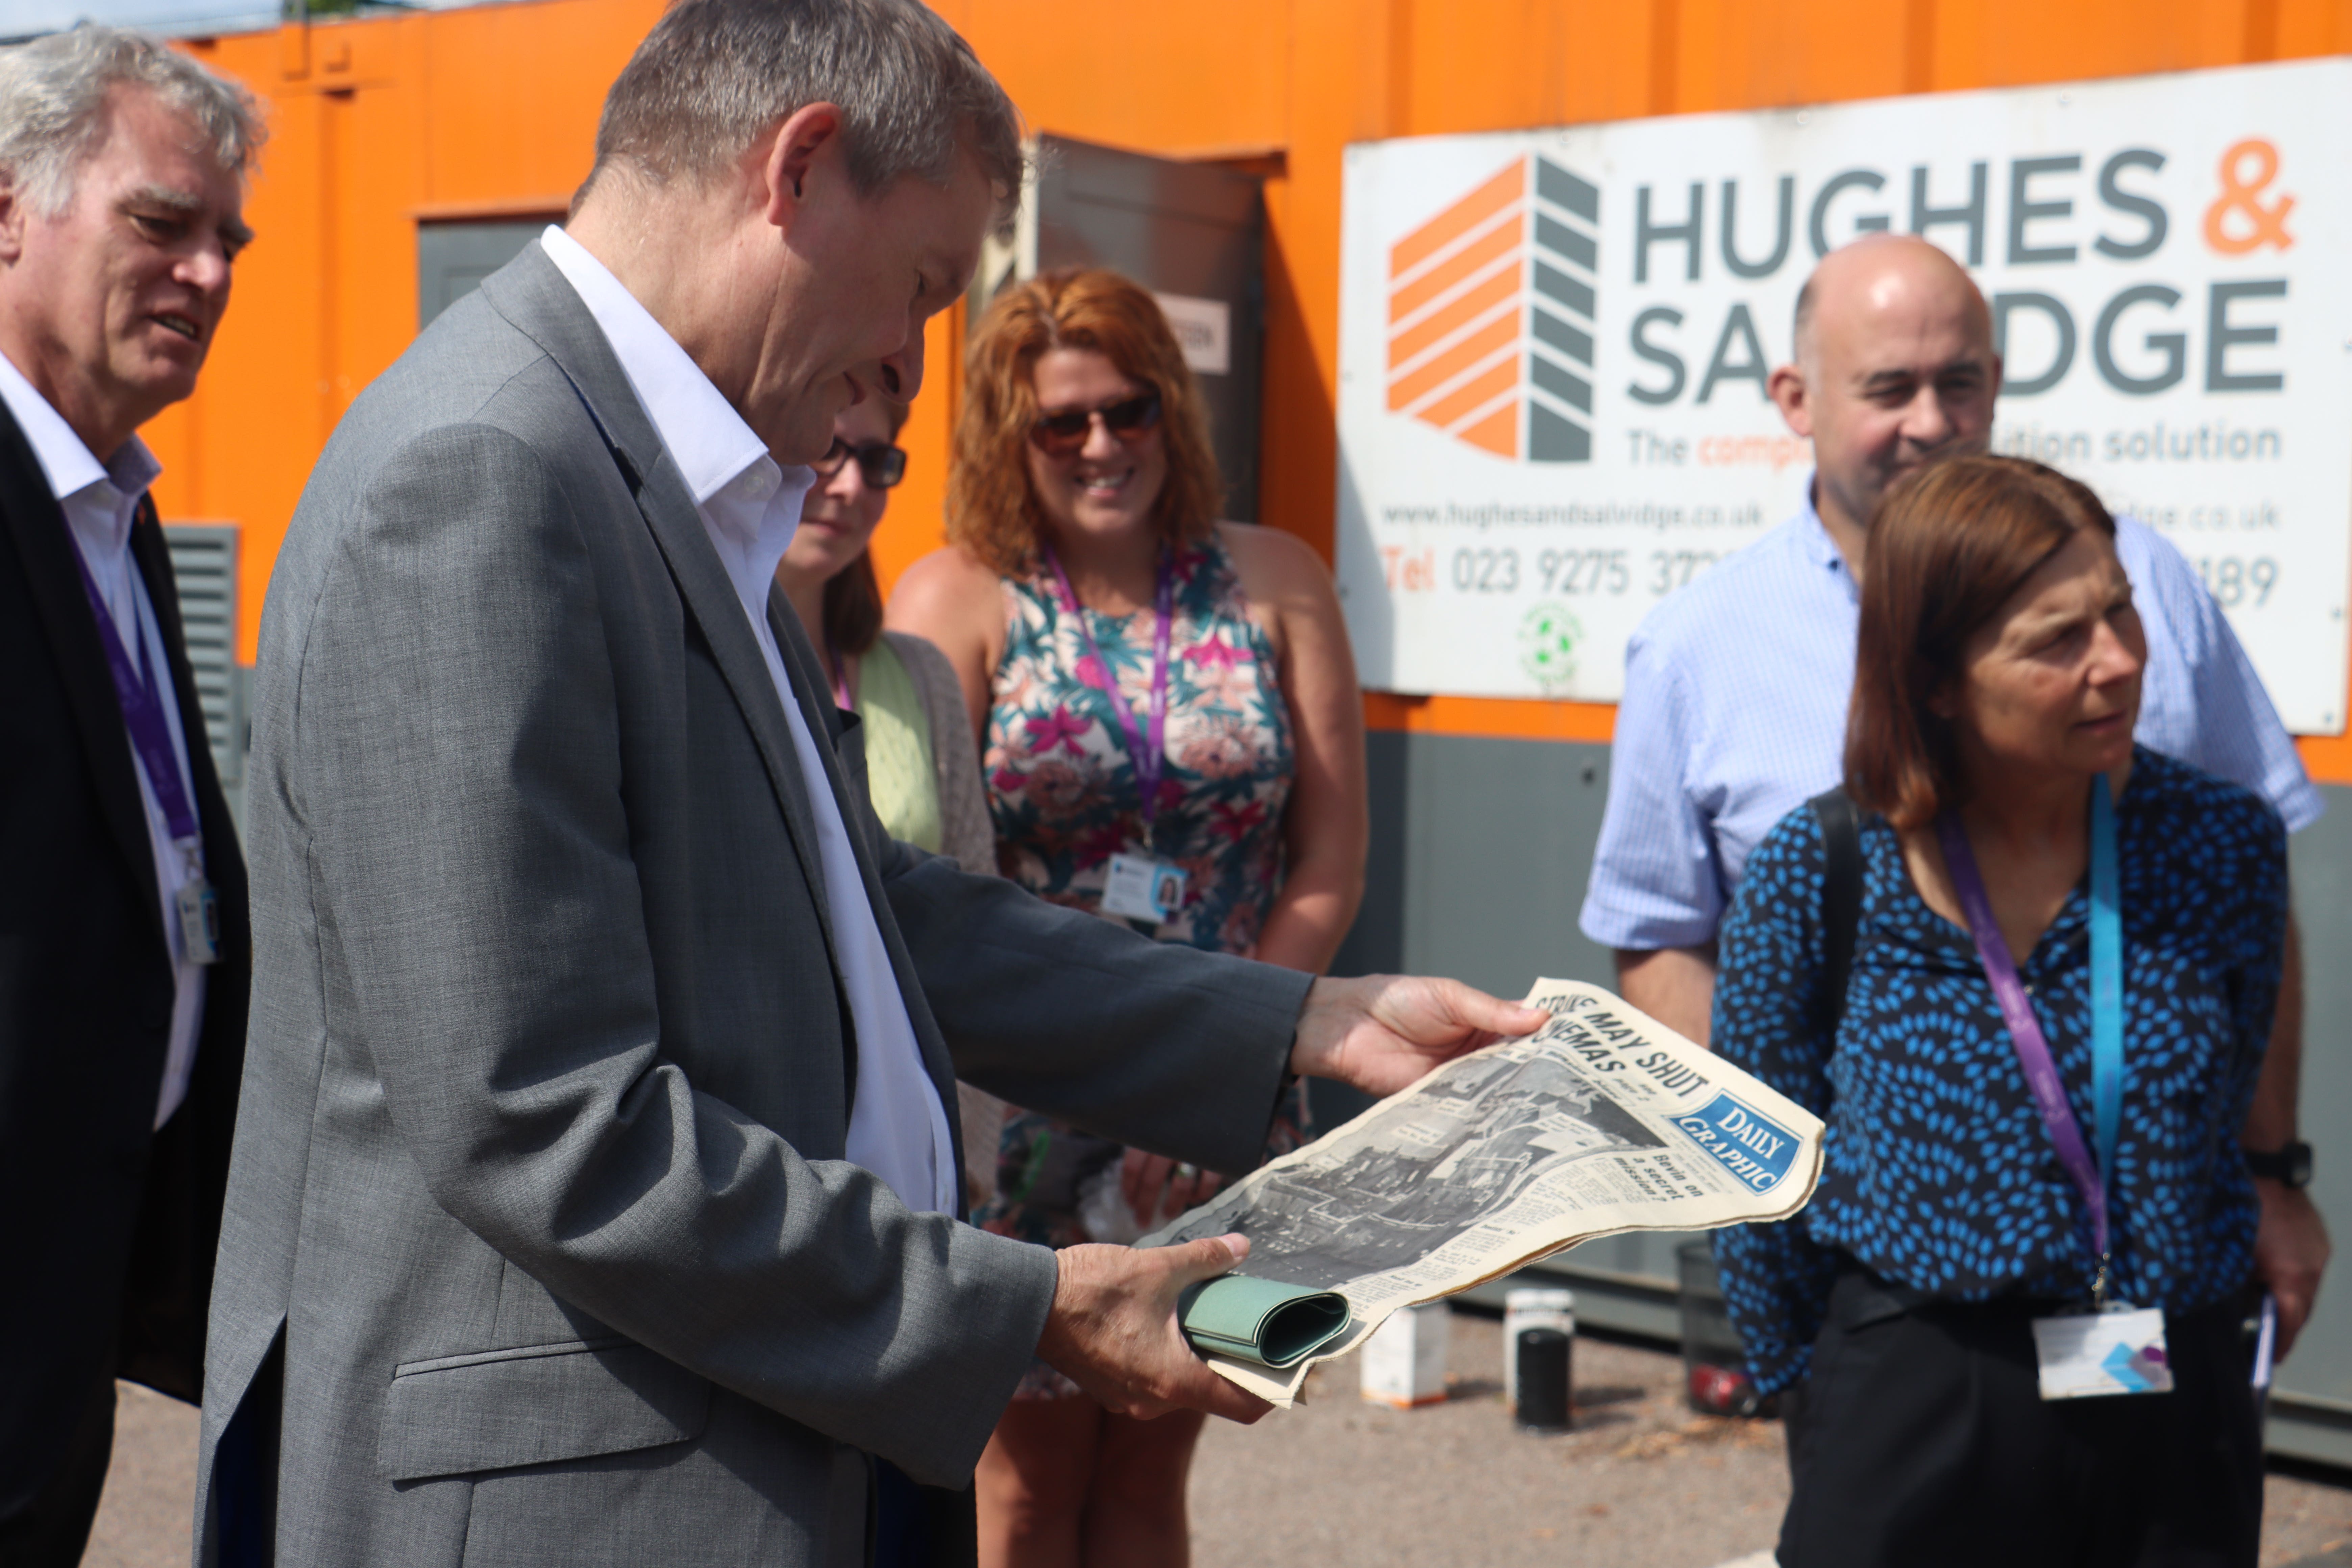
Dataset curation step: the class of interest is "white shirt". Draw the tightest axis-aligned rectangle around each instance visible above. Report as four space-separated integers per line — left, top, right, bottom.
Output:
540 227 958 1216
0 350 207 1130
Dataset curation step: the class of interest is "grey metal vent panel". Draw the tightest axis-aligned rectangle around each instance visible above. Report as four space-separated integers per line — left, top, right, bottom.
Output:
164 523 243 787
419 220 556 328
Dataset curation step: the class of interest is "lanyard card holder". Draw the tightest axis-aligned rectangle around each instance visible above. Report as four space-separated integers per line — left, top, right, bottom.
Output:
2031 1306 2173 1399
1943 778 2162 1398
1044 548 1187 930
1102 851 1187 924
68 545 221 967
175 860 223 965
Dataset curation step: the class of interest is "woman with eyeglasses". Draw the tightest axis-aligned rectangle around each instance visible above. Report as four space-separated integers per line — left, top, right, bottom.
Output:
774 396 1009 1212
890 267 1368 1568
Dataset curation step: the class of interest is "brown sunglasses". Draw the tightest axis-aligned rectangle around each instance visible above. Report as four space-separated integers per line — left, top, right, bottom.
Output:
1026 390 1163 457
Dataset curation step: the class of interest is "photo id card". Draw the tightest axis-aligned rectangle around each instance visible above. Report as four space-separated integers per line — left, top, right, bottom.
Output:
1102 852 1186 924
175 875 222 965
2031 1307 2173 1400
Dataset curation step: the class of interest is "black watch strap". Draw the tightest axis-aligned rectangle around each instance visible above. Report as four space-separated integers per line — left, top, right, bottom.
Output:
2245 1140 2314 1189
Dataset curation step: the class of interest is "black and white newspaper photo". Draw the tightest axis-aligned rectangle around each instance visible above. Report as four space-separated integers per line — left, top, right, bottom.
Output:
1144 979 1825 1403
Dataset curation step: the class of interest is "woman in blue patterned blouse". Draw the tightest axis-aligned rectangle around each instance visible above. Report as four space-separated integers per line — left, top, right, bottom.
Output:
1711 455 2287 1567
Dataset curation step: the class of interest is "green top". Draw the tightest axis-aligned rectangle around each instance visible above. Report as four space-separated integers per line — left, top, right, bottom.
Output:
854 635 941 854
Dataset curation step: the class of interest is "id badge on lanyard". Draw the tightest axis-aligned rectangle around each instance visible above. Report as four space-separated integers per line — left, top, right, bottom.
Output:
1045 548 1188 929
1102 851 1187 923
1942 776 2164 1399
175 842 223 966
69 538 222 966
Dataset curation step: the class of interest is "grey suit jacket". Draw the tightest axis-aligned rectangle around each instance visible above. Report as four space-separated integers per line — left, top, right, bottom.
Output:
195 242 1310 1568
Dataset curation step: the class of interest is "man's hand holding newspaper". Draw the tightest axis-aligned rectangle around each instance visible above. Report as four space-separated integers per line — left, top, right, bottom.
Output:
1142 979 1826 1404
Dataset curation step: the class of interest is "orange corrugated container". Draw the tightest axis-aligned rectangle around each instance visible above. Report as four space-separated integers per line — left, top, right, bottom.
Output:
152 0 2352 772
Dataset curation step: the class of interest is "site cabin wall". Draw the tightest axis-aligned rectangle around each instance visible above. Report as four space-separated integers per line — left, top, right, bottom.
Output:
149 0 2352 1461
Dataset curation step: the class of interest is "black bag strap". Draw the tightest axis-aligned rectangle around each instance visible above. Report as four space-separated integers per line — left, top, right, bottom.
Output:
1808 787 1863 1041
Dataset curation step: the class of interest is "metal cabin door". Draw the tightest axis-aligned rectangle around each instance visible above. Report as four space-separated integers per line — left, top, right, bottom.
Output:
976 134 1267 522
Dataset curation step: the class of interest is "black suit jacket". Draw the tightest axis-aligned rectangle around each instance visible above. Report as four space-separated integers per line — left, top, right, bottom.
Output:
0 395 250 1514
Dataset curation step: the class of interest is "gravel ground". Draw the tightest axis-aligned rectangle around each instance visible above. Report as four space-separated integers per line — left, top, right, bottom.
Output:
1191 1314 1796 1568
1192 1310 2352 1568
74 1321 2352 1567
83 1382 198 1568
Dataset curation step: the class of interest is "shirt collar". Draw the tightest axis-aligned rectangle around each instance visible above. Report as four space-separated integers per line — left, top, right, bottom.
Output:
1793 473 1837 569
1793 471 1860 602
538 225 786 522
537 226 817 633
0 346 162 542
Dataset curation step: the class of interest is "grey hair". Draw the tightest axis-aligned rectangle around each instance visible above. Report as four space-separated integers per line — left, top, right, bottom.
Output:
0 25 263 219
588 0 1023 204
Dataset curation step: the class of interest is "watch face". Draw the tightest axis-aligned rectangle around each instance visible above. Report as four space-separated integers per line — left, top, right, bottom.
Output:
2251 1143 2315 1187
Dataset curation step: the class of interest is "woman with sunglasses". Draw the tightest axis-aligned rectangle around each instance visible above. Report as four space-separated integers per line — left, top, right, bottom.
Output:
774 396 1008 1211
891 267 1368 1568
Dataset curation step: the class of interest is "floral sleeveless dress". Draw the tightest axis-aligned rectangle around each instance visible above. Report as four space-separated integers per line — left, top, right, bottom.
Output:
973 537 1307 1395
983 536 1295 951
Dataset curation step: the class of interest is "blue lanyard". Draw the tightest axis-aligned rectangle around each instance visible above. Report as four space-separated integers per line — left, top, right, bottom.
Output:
2088 777 2124 1194
1939 774 2125 1300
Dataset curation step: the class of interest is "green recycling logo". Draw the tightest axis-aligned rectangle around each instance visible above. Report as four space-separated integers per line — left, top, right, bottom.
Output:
1519 603 1582 690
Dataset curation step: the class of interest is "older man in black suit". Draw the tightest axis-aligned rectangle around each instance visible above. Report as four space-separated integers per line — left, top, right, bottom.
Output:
0 25 262 1566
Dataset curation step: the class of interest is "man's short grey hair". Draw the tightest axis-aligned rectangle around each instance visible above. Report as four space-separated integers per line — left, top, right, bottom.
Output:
0 24 264 219
590 0 1023 203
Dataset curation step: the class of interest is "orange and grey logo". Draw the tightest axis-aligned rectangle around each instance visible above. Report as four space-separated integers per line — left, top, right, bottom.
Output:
1386 154 1599 463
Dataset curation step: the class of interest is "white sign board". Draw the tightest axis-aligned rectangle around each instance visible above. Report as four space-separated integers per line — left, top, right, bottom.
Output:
1155 291 1233 376
1335 58 2352 732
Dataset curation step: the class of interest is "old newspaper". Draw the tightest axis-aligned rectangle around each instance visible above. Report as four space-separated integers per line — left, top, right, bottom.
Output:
1141 978 1823 1404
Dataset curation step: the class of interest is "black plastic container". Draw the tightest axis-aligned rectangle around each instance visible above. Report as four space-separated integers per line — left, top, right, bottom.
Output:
1514 1327 1572 1431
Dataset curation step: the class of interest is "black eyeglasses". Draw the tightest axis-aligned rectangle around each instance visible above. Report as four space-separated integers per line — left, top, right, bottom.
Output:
812 438 909 489
1026 390 1162 457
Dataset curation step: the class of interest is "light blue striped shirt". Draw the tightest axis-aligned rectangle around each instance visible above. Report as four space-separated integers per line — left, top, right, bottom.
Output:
1579 480 2323 952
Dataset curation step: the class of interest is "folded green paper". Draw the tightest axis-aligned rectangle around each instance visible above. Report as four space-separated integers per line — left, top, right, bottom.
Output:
1177 1275 1353 1369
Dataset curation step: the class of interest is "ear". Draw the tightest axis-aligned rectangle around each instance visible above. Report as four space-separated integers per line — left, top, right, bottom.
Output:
759 102 846 230
0 180 27 266
1767 362 1812 439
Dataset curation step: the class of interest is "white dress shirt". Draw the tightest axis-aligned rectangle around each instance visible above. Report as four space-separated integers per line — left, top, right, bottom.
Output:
0 350 207 1129
540 227 958 1216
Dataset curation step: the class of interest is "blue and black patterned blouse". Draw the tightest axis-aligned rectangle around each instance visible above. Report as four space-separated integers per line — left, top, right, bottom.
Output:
1710 747 2287 1395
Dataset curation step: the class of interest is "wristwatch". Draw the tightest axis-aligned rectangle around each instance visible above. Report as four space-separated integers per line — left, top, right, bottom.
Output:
2244 1140 2315 1189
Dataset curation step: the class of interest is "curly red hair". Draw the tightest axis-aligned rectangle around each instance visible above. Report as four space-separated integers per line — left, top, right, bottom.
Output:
947 267 1222 575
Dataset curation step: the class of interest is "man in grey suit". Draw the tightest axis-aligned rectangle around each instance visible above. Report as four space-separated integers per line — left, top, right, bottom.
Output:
196 1 1544 1562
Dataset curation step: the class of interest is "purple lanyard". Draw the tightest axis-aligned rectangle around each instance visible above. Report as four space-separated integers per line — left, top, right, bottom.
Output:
825 639 853 712
1043 546 1174 833
1937 795 2119 1299
70 536 202 852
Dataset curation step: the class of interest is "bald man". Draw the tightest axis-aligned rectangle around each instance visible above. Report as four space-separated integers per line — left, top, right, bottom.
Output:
1579 233 2328 1352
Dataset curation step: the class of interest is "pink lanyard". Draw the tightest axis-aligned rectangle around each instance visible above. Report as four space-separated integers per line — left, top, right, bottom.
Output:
1042 547 1175 835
